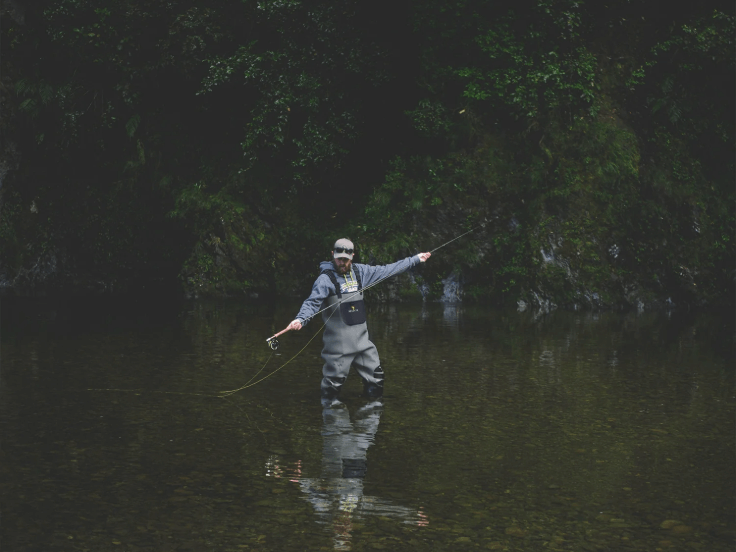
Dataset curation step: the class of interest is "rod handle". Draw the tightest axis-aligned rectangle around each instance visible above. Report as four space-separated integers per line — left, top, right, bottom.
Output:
267 326 291 342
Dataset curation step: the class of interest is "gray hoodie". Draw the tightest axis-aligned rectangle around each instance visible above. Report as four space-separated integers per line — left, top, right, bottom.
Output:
295 255 421 326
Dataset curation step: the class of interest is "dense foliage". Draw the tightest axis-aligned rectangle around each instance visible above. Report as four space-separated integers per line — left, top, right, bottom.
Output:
1 0 733 309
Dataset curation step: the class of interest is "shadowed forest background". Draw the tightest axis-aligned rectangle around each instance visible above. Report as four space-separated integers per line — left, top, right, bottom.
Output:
0 0 733 311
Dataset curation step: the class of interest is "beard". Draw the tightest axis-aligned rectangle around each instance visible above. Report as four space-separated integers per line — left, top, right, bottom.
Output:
335 259 352 274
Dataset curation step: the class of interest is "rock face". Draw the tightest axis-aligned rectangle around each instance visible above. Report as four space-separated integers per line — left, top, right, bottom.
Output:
440 271 462 304
2 250 61 290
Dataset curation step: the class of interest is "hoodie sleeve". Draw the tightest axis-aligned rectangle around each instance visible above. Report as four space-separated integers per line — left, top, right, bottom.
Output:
356 255 421 288
295 274 335 326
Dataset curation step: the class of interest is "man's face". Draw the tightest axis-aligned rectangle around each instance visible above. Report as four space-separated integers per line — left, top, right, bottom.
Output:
333 254 352 275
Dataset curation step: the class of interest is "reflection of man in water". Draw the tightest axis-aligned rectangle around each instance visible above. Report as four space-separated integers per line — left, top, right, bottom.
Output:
291 401 427 550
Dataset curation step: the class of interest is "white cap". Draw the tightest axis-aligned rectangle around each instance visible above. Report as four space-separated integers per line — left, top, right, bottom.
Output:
333 238 354 259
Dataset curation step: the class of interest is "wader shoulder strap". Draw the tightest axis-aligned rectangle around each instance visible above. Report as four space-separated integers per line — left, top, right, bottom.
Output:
321 270 342 298
354 266 363 292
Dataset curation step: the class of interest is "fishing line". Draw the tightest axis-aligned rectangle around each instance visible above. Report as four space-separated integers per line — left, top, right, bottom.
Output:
218 309 336 397
85 388 224 397
87 313 334 398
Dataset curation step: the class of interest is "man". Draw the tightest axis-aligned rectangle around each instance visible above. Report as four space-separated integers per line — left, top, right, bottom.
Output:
286 238 431 405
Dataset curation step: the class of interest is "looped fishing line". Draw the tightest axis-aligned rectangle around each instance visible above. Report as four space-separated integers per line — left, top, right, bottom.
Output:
217 307 338 397
86 314 334 398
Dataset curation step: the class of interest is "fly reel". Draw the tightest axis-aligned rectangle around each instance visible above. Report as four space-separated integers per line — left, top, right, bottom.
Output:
266 337 280 351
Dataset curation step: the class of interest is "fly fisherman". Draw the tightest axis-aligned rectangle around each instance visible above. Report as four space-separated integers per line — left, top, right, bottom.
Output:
286 238 431 406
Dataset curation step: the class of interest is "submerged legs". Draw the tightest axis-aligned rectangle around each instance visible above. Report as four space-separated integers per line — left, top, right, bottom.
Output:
321 348 384 404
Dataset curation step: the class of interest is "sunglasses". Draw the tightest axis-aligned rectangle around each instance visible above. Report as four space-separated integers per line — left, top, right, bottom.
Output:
334 247 354 255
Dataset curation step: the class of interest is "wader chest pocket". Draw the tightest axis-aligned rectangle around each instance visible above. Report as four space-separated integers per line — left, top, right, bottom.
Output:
340 300 366 326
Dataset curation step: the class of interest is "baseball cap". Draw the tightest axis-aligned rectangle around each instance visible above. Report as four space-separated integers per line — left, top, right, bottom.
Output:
333 238 354 259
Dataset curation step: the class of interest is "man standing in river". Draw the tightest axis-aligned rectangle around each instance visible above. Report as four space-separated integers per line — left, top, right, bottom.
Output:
286 238 431 406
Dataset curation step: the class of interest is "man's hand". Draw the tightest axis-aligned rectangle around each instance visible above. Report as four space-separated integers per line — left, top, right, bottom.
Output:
287 319 303 331
418 252 431 262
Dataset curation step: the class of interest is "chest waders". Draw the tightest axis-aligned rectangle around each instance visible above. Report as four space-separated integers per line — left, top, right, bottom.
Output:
320 268 384 404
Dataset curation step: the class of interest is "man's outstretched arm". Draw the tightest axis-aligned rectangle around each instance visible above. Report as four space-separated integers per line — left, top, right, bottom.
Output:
358 252 431 287
289 274 335 330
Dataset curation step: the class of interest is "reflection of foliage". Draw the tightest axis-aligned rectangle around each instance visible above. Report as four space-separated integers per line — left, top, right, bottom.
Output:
372 306 734 550
3 298 731 550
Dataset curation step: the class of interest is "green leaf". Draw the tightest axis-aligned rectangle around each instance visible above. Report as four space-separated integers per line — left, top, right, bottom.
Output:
126 115 141 138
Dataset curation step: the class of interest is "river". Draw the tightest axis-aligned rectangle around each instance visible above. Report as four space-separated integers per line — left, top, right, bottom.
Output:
1 295 733 551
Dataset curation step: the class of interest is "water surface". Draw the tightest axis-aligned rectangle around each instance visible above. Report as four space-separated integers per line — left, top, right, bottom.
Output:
2 297 734 551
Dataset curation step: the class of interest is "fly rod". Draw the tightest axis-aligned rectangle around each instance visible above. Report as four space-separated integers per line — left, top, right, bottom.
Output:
428 221 486 254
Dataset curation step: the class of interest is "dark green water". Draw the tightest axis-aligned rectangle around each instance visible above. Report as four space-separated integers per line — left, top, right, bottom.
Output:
1 297 734 552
